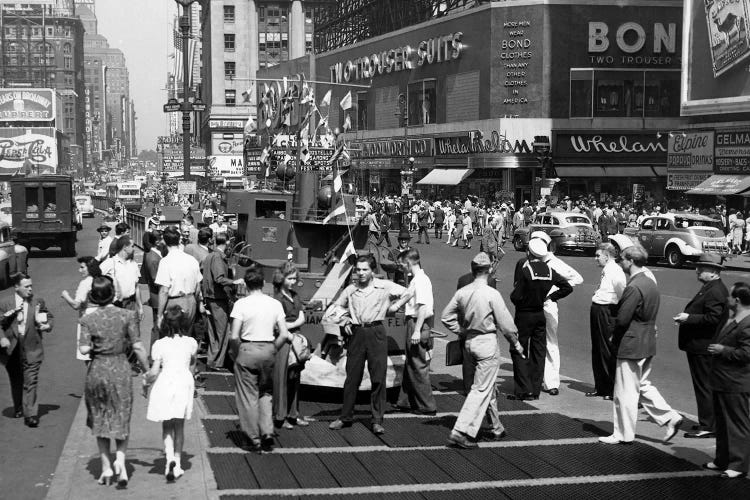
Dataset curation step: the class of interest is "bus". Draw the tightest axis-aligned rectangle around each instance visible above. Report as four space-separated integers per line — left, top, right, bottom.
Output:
106 181 142 212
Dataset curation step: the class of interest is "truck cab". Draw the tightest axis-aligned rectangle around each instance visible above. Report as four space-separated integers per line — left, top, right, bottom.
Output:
10 175 78 256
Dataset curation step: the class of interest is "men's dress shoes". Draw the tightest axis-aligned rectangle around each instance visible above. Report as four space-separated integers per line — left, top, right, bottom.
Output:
328 419 351 430
602 395 613 401
663 415 683 443
13 409 23 418
261 434 275 451
491 431 507 441
585 391 603 397
447 431 478 449
598 435 632 445
684 430 715 439
507 393 536 401
703 462 721 471
24 416 38 428
720 470 746 479
372 423 385 435
548 388 559 396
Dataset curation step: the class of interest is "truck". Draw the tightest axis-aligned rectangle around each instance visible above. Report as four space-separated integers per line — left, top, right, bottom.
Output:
10 175 79 256
106 181 142 212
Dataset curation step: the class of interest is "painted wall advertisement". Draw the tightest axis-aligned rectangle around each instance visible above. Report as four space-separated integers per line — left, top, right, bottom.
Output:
211 133 244 156
682 0 750 115
666 130 713 190
0 127 57 173
207 155 245 176
714 129 750 174
0 88 56 122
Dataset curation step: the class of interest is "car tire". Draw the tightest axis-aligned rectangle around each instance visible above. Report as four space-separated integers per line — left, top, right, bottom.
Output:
513 236 525 252
666 246 684 268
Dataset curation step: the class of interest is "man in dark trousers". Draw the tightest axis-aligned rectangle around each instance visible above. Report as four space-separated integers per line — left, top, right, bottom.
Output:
389 228 412 286
0 273 53 427
673 253 728 439
376 209 392 247
417 203 430 244
508 237 572 400
433 203 445 240
705 282 750 478
202 233 237 371
140 230 163 347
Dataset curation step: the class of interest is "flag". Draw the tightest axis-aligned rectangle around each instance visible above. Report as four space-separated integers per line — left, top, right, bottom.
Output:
333 172 342 193
329 143 344 163
342 114 352 131
341 240 356 262
340 91 352 110
243 115 255 134
320 89 332 107
322 203 346 224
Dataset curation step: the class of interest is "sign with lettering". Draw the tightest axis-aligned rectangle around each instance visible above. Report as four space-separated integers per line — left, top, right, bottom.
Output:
207 155 245 176
0 88 55 122
668 172 712 190
553 131 667 164
667 131 714 173
177 181 197 195
714 129 750 174
435 130 533 156
353 137 433 159
211 132 243 155
0 127 57 173
587 21 679 66
208 119 245 129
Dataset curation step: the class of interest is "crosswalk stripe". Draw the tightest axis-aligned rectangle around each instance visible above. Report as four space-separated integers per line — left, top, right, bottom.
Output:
202 409 544 420
210 470 716 497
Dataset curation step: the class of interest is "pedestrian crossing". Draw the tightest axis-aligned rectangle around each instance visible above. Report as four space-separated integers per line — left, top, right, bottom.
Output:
198 372 747 499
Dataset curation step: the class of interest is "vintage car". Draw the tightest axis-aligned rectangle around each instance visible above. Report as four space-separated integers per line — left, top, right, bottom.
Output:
0 221 28 289
75 195 95 218
611 213 728 268
513 211 601 254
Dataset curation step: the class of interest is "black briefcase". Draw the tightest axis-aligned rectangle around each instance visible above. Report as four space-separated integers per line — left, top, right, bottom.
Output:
445 340 463 366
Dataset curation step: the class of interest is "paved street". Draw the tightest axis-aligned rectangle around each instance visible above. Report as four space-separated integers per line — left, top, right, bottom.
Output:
3 223 750 499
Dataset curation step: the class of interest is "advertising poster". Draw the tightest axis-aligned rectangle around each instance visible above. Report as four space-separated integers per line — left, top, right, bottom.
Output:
714 129 750 173
0 88 56 122
0 127 57 173
682 0 750 114
666 130 714 190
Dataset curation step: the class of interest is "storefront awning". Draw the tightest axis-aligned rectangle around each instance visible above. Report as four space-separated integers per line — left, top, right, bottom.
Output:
555 166 665 177
686 175 750 196
555 166 604 177
417 168 474 185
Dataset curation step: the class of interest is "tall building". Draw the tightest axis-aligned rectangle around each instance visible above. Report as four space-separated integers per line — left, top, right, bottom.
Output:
77 0 133 171
0 0 85 174
198 0 333 161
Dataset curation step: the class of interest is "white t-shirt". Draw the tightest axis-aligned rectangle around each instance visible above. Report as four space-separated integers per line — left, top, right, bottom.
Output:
154 248 202 297
405 268 434 318
230 293 285 341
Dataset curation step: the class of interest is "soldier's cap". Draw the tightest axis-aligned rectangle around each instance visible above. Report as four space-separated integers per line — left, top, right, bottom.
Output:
471 252 492 267
530 231 551 246
528 238 549 258
96 225 111 233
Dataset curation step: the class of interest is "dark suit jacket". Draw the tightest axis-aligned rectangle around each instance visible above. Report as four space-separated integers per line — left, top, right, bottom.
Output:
0 294 53 365
140 249 162 308
614 271 659 360
678 279 729 354
710 315 750 392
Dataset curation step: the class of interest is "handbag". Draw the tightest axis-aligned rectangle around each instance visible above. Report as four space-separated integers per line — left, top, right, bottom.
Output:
288 332 312 369
445 340 463 366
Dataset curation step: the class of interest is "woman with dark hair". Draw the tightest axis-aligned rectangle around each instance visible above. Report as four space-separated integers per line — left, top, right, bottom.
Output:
78 277 149 487
144 305 197 481
272 262 310 429
62 256 102 361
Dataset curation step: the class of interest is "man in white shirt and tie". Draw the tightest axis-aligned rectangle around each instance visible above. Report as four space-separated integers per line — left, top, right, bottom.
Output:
588 242 627 400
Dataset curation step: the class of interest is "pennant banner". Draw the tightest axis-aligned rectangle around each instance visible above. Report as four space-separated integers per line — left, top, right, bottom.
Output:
321 203 346 224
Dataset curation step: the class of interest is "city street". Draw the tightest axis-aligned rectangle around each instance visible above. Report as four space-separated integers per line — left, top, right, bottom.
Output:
2 221 750 499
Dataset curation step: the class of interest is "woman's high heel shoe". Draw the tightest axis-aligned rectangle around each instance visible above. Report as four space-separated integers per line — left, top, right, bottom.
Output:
97 469 113 486
166 460 176 481
113 460 128 488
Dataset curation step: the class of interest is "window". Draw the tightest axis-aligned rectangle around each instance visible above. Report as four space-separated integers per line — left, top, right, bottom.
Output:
224 61 236 78
407 80 436 126
256 199 287 219
259 6 265 22
43 187 57 214
25 187 39 218
225 89 236 106
62 43 72 54
357 92 367 130
656 218 671 230
281 32 288 50
224 33 235 51
223 5 235 23
64 56 72 69
259 32 266 51
305 33 313 53
570 69 593 118
641 218 655 230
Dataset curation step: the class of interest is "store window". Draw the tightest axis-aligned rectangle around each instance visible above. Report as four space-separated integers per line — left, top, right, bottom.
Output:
644 71 679 117
357 92 367 130
223 5 235 23
407 79 436 126
570 69 593 118
224 34 235 52
224 61 236 79
225 89 236 106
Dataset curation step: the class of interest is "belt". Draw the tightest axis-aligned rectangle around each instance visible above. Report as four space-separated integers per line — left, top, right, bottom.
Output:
168 293 195 299
353 320 383 328
240 339 274 344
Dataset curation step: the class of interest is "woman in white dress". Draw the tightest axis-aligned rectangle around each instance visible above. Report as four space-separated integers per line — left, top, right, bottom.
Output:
61 256 101 362
144 306 197 481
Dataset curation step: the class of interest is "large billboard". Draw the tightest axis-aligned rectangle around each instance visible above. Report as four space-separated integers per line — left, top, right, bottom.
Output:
666 130 713 190
0 127 58 173
682 0 750 115
0 88 56 122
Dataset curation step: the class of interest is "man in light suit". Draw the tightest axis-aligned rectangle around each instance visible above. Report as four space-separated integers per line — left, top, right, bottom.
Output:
599 245 683 444
705 282 750 479
184 227 212 267
0 273 53 427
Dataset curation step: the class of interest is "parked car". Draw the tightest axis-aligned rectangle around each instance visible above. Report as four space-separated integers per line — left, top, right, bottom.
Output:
513 211 600 254
75 194 95 218
0 221 28 289
611 213 729 268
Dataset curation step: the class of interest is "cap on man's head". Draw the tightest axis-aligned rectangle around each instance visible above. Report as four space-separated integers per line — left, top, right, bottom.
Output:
471 252 492 267
97 225 111 233
523 200 529 204
528 238 549 258
530 231 551 245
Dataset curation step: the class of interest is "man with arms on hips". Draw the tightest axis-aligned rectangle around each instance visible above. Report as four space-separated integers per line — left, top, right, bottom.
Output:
326 255 404 435
0 273 53 427
599 245 683 445
673 253 728 439
704 282 750 479
229 264 291 452
100 236 143 320
528 231 583 396
388 248 437 415
588 243 627 400
441 252 522 449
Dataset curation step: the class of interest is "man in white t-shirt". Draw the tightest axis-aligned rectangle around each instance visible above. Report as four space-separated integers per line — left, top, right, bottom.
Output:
155 226 203 328
389 248 437 415
229 264 290 452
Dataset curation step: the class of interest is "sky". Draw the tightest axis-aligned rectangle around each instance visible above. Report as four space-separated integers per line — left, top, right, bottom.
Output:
95 0 178 152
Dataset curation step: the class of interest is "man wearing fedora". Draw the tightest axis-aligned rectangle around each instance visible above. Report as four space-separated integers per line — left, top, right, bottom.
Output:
389 228 412 287
673 253 729 439
95 225 113 262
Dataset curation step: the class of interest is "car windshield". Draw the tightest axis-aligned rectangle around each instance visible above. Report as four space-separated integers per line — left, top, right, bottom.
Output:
565 216 590 224
674 217 723 230
75 197 90 203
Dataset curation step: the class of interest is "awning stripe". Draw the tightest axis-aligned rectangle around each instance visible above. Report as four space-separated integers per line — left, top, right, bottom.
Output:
416 168 474 185
686 175 750 195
